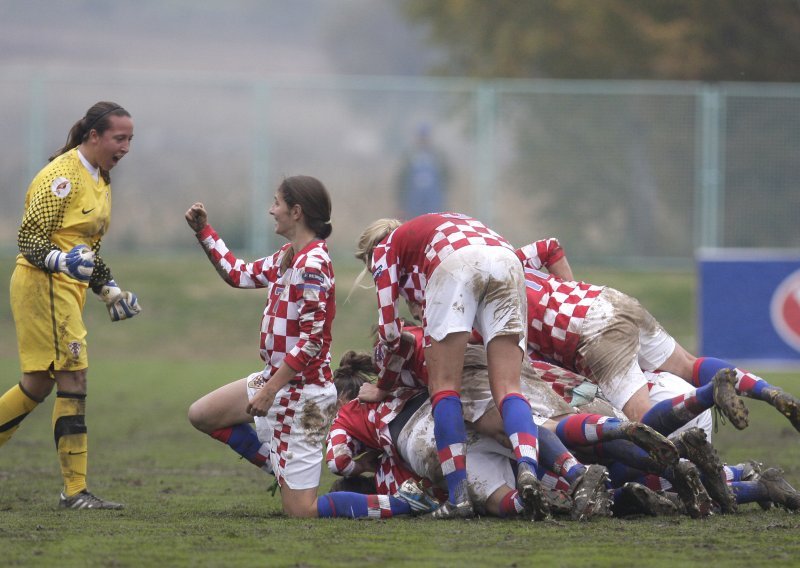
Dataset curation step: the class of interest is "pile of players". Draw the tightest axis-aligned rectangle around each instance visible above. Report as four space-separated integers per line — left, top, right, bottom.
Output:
323 217 800 521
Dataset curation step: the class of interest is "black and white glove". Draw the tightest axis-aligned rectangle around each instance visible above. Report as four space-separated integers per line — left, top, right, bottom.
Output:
44 245 95 282
94 280 142 322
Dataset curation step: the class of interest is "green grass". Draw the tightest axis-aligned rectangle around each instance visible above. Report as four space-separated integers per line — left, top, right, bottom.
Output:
1 254 799 567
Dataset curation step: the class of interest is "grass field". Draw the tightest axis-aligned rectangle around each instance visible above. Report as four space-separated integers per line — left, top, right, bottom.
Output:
1 254 799 567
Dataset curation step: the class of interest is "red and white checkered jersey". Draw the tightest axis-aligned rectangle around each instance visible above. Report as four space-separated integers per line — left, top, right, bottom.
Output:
372 324 429 391
530 360 589 405
516 240 604 371
371 213 513 389
196 225 335 386
326 388 422 495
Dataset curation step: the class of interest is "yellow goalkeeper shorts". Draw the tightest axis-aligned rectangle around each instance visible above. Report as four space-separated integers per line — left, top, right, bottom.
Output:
10 264 89 373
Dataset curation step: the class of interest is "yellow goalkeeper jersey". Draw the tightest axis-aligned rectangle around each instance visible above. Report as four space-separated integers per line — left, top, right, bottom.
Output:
16 148 113 287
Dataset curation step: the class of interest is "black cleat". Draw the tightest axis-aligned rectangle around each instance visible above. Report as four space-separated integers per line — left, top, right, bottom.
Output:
613 482 678 517
712 369 749 430
569 464 612 521
59 490 124 510
671 427 736 514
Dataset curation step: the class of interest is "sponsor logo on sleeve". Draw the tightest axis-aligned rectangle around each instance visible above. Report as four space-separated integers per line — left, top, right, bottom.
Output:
302 270 325 284
51 177 72 198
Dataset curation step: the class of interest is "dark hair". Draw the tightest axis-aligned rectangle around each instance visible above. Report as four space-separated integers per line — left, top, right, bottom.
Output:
332 350 376 401
51 101 130 161
280 175 332 240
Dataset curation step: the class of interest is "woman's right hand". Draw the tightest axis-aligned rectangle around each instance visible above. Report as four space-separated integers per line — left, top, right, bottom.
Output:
185 202 208 232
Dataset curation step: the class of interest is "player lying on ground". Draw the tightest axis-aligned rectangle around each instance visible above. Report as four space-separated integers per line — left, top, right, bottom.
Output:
515 238 800 434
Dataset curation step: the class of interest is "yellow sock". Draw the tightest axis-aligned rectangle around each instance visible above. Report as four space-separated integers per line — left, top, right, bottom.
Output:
0 383 40 447
53 392 88 496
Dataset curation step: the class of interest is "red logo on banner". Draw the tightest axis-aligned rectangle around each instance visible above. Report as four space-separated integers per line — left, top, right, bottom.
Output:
771 269 800 353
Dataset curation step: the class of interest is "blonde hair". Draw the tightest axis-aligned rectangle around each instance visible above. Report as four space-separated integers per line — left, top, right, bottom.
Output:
354 218 402 264
346 218 402 303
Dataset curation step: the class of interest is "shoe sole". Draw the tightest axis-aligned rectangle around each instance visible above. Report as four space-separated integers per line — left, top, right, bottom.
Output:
620 422 679 469
671 461 713 519
518 470 550 521
712 369 749 430
625 483 678 516
570 464 611 521
676 428 737 514
772 391 800 433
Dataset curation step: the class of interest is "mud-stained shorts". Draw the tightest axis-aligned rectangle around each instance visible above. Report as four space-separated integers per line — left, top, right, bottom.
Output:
459 345 575 424
247 372 337 490
577 287 676 410
11 264 89 373
395 400 516 510
424 246 526 350
646 370 713 440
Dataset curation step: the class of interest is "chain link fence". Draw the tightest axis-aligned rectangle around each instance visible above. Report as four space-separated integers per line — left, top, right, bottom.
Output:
2 67 798 266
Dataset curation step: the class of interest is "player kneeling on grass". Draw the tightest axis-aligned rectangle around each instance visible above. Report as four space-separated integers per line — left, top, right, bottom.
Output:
184 177 419 520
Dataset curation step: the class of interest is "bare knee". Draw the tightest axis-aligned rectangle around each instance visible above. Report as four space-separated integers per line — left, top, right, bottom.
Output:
187 399 214 433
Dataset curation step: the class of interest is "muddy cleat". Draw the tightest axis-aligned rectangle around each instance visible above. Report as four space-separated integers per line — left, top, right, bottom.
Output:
517 468 550 521
396 479 441 515
670 461 713 519
765 389 800 433
613 482 678 517
59 490 124 510
712 369 749 430
569 464 613 521
617 421 679 469
429 498 474 520
758 467 800 511
731 460 769 510
543 489 573 516
671 427 736 514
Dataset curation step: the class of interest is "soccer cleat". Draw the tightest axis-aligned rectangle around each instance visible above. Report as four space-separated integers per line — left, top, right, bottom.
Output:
517 467 550 521
617 421 679 469
429 498 474 520
671 427 736 514
396 479 441 515
59 490 124 510
543 489 573 516
669 460 713 519
613 482 678 517
712 369 749 430
758 468 800 511
764 388 800 433
568 464 612 521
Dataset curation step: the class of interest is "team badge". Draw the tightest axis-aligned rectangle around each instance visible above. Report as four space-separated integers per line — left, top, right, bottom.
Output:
51 177 72 198
68 341 82 358
771 269 800 353
248 374 267 389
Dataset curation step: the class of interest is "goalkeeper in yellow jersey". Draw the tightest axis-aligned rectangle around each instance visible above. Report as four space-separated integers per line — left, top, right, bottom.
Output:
0 101 140 509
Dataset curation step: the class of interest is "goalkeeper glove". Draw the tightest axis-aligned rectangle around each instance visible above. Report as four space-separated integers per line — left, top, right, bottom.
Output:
94 280 142 321
44 245 95 282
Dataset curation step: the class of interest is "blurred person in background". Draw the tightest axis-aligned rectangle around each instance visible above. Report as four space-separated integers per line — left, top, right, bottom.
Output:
395 123 449 220
0 101 139 510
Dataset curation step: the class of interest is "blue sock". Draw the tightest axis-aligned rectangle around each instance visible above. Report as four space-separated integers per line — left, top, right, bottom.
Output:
210 424 270 471
431 391 469 504
730 481 768 504
316 492 412 518
696 358 771 399
538 427 583 483
501 394 539 473
640 383 714 436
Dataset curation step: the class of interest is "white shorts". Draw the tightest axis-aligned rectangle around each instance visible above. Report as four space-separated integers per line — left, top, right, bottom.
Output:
578 288 676 410
424 246 526 350
246 372 337 490
645 371 713 441
395 400 515 511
